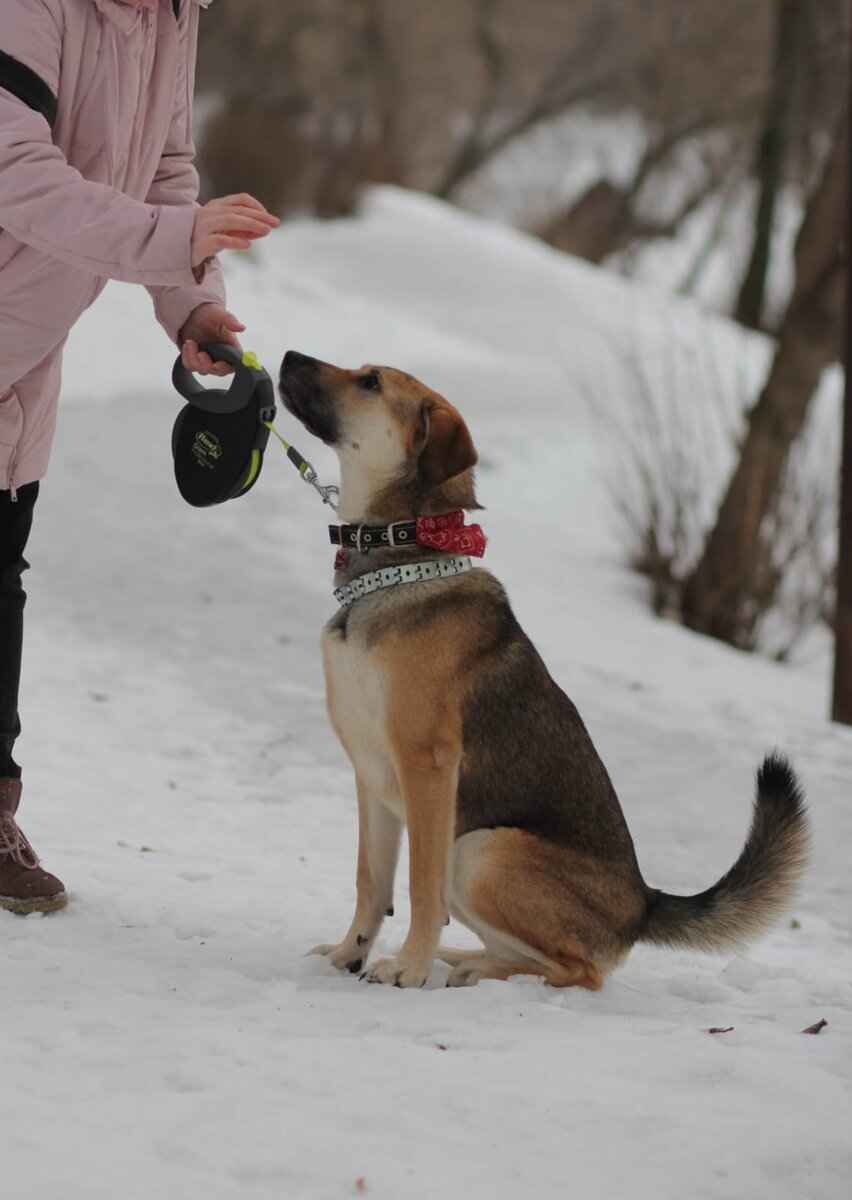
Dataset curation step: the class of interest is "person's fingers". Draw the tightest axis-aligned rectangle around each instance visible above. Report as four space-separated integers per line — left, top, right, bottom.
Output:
192 235 253 267
217 311 246 333
192 205 278 264
204 193 251 210
181 308 244 377
202 204 279 232
204 235 253 254
182 339 202 370
201 207 277 229
209 193 277 217
205 324 241 369
195 361 235 377
210 213 277 238
221 205 279 227
236 193 268 212
185 345 215 373
197 349 235 377
217 228 271 243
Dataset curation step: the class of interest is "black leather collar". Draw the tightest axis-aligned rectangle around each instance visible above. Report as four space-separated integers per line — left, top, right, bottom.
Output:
329 520 418 552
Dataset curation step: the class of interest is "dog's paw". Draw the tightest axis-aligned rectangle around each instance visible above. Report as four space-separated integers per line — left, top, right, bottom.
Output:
445 960 485 987
360 956 429 989
308 941 367 974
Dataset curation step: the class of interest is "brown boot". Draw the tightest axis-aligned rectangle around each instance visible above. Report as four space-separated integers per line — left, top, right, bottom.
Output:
0 779 67 915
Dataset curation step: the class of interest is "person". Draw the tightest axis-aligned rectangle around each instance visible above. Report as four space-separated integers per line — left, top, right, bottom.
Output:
0 0 279 914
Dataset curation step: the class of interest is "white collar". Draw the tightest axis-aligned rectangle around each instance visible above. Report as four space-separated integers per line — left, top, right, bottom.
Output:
334 556 473 609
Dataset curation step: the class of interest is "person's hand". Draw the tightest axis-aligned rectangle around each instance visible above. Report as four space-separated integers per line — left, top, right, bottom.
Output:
191 194 279 268
179 303 245 376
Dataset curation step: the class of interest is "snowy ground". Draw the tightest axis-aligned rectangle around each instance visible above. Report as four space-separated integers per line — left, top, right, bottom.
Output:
3 189 850 1200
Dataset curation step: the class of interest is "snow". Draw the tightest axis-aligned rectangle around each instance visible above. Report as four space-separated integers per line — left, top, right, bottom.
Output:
3 187 850 1200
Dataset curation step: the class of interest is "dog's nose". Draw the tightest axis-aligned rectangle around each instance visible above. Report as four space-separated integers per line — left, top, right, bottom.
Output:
282 350 317 371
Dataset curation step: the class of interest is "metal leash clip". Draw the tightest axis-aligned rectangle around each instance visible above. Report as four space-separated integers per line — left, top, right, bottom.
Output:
301 461 340 511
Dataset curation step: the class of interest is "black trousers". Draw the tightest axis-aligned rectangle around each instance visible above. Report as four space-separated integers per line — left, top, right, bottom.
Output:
0 482 38 780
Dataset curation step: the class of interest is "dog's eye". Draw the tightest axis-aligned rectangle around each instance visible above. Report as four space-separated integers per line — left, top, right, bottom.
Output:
357 372 381 392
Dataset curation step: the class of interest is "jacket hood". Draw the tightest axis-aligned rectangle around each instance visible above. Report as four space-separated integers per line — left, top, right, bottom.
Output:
88 0 212 30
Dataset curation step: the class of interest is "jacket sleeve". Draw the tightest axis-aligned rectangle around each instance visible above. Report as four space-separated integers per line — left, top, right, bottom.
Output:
145 0 227 344
0 0 198 289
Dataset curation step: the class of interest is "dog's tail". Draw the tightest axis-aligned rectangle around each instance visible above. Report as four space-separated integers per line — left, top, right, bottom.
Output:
636 754 809 954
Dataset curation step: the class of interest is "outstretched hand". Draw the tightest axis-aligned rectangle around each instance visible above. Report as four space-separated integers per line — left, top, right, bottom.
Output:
179 303 245 376
191 193 279 267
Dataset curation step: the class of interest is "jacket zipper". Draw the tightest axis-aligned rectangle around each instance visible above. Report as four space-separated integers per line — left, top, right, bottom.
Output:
138 6 154 121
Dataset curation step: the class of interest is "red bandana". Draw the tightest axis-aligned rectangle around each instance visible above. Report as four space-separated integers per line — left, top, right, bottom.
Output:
333 510 486 570
415 511 487 557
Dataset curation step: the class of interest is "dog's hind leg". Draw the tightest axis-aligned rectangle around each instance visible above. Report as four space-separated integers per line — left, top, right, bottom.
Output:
435 946 486 967
447 828 636 990
445 956 594 988
309 776 402 974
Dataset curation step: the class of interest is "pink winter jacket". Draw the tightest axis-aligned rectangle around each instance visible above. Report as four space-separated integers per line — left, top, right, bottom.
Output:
0 0 225 491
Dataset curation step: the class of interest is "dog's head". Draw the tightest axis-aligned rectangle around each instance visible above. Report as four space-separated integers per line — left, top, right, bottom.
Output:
279 351 479 521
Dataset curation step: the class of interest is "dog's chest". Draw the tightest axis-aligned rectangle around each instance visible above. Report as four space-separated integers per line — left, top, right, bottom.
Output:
321 627 403 817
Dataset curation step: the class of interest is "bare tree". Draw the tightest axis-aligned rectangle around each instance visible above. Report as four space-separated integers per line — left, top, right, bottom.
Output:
681 112 847 647
831 31 851 724
433 5 620 199
539 119 738 264
734 0 806 330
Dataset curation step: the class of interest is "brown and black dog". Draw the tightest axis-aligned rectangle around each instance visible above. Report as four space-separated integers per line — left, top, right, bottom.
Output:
280 350 809 990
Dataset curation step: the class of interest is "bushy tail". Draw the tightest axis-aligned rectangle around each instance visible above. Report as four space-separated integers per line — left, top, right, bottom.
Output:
638 754 809 954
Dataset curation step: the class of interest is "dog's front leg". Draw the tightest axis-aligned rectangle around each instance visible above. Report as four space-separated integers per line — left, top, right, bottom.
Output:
363 744 458 988
310 775 401 974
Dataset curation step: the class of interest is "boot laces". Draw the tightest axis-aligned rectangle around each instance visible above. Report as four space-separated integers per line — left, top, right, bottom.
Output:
0 812 41 870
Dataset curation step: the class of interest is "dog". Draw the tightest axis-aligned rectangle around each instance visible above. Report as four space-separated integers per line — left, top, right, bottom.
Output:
279 350 809 989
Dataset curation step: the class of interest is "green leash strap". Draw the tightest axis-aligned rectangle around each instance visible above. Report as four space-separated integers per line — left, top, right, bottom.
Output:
262 420 340 510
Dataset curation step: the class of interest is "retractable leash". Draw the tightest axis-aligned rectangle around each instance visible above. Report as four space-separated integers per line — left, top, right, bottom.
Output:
171 343 338 510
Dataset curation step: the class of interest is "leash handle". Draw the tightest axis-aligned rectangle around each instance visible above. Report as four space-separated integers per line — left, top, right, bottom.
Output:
171 343 276 419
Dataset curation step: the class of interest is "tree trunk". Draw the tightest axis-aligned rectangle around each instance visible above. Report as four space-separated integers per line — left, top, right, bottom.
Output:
733 0 804 331
831 36 852 725
540 181 631 262
682 112 847 647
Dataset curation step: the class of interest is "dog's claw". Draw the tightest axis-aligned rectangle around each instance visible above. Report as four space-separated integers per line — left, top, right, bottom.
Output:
309 941 372 972
360 956 430 988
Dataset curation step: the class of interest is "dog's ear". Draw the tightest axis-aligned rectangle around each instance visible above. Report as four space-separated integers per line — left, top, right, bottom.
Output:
418 399 477 486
